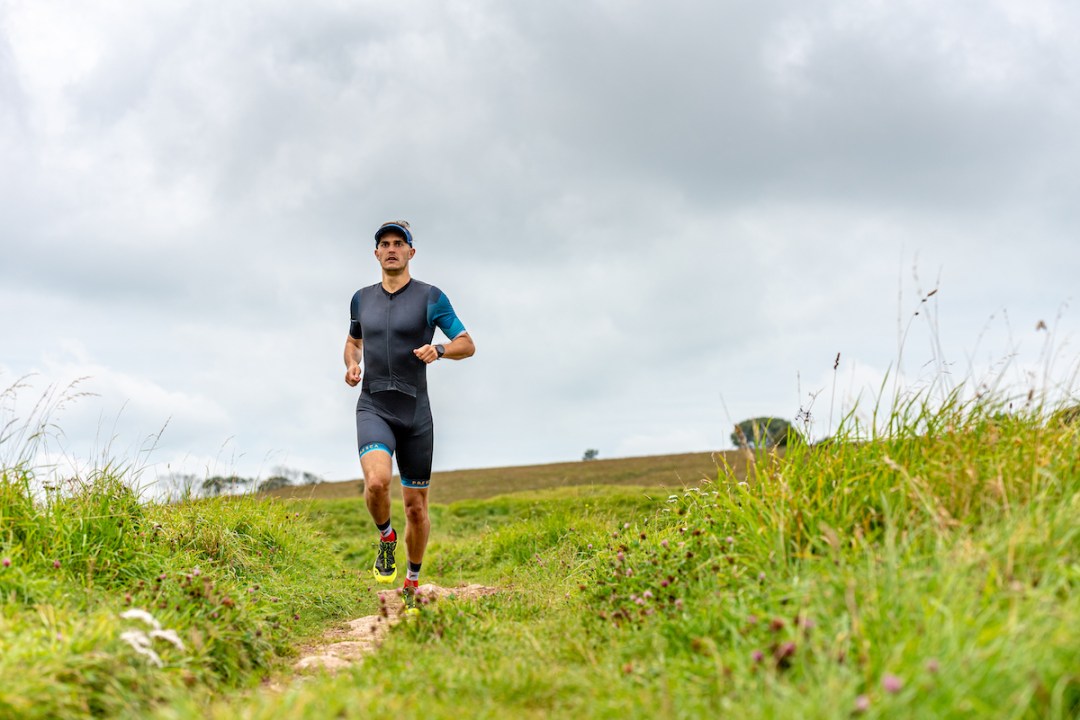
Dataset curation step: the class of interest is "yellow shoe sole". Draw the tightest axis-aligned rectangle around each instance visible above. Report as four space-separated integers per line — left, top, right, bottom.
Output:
372 560 397 584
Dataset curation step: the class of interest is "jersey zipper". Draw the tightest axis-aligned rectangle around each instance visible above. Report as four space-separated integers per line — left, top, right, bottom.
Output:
386 290 393 389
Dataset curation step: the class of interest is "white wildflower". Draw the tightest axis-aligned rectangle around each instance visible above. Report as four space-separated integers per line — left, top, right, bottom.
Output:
120 609 185 666
149 629 186 651
120 608 162 631
120 630 163 668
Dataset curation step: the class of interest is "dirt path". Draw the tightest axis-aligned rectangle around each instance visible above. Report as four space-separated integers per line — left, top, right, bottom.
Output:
292 583 498 673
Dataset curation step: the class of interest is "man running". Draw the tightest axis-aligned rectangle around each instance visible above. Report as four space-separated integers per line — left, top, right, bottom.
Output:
343 220 475 614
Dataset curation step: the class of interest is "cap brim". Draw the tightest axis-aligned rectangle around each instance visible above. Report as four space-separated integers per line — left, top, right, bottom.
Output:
375 224 413 245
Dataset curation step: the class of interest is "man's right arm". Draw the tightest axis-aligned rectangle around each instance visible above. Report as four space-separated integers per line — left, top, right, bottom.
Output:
344 336 363 386
345 289 363 386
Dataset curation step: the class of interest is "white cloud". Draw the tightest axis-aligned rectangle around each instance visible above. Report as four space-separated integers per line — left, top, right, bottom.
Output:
2 0 1079 483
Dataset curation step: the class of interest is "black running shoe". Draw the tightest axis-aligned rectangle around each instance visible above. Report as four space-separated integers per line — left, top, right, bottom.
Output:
372 535 397 584
402 579 420 615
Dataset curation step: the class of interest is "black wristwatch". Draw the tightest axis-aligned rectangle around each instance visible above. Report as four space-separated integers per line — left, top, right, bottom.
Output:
435 344 445 359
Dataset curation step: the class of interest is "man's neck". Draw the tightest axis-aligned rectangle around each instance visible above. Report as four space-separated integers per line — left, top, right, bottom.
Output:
381 268 412 294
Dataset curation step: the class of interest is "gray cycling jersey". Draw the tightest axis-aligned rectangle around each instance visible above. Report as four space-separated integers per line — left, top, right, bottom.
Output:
348 279 466 398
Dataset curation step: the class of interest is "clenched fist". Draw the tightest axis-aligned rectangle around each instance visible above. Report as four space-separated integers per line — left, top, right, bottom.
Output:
413 345 439 364
345 363 362 386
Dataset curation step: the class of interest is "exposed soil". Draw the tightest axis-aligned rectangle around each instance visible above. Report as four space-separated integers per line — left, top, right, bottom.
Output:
291 583 499 673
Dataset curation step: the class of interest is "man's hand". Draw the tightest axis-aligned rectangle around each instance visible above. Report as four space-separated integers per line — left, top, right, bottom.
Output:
345 363 362 386
413 345 439 364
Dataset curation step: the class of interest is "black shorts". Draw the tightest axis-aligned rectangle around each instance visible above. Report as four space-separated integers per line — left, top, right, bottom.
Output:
355 390 434 488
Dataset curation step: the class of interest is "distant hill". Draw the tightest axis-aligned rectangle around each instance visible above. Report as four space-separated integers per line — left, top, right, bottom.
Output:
264 450 750 504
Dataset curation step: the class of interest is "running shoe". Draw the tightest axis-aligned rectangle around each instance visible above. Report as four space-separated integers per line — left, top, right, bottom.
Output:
402 579 420 615
372 535 397 584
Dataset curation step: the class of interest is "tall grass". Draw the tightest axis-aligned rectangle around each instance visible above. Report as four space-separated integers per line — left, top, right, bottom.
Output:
0 451 367 718
3 374 1078 718
156 389 1080 720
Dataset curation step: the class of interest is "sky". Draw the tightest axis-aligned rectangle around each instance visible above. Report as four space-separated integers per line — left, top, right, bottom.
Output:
2 0 1079 486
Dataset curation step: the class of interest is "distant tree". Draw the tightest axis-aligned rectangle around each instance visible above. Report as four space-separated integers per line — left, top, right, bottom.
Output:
201 475 252 497
201 476 226 497
268 467 324 486
257 475 293 493
582 448 599 461
731 417 805 450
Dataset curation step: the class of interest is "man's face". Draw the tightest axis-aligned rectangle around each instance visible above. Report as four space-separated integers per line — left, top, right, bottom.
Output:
374 234 415 271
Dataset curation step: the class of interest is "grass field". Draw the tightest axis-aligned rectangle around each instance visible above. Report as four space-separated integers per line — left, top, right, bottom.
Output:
2 394 1078 719
265 450 747 504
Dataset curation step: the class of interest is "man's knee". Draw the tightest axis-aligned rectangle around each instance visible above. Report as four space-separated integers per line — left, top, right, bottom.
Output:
404 498 428 526
364 468 392 493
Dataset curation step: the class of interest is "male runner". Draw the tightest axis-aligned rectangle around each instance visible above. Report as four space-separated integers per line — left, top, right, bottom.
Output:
343 220 475 614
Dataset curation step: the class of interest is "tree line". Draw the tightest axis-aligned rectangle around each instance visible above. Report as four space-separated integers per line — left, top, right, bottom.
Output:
161 466 324 499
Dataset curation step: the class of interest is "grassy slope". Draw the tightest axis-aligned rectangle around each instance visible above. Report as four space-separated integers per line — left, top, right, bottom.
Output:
266 451 743 504
0 475 369 719
3 405 1078 719
169 405 1078 719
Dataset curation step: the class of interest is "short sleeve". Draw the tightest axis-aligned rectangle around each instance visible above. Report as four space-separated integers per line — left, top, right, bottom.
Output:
348 290 363 339
426 287 466 339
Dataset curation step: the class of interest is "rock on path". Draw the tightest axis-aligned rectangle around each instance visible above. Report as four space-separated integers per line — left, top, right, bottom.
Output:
293 583 498 673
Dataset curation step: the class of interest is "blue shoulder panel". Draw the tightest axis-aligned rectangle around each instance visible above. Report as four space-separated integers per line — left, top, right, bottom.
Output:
349 289 363 339
426 287 466 339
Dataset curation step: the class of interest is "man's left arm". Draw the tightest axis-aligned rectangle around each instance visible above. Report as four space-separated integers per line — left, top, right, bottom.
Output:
415 288 475 364
414 332 475 364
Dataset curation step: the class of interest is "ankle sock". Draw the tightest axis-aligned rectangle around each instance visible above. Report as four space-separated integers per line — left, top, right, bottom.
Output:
377 519 395 541
406 561 421 582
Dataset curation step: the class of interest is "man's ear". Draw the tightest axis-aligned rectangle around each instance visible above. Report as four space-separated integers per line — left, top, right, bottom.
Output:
409 247 417 259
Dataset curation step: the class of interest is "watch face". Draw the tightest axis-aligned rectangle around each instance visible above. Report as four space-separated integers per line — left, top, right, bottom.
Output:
436 344 445 357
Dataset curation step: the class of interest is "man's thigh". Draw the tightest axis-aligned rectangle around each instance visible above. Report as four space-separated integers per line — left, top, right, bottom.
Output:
396 402 433 488
360 448 393 484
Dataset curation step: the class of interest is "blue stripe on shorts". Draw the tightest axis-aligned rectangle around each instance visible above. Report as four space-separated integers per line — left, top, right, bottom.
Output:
359 442 392 459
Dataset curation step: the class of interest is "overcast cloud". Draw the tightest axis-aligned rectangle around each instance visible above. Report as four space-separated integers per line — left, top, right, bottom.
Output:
2 0 1079 484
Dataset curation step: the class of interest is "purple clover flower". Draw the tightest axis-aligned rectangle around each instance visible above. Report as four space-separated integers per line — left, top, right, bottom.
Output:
882 674 903 694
